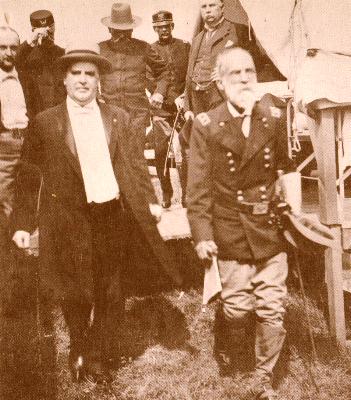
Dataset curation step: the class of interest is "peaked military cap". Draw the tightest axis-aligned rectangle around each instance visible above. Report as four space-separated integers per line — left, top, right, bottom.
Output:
152 10 173 27
30 10 54 28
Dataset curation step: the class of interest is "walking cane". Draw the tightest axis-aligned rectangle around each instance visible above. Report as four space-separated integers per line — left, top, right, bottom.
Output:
163 109 182 177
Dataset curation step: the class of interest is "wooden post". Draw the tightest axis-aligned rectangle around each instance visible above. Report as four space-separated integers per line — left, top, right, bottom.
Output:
314 107 346 345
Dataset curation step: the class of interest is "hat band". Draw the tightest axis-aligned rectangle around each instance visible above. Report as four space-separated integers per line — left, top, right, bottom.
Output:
66 50 99 56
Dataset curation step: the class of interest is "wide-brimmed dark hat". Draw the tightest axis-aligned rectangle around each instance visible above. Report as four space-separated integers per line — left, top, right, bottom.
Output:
281 212 338 253
56 42 112 74
30 9 54 28
101 3 141 30
152 11 173 27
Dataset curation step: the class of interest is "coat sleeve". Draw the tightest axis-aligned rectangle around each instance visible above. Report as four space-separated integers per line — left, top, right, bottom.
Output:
11 116 44 233
146 43 170 98
186 118 214 244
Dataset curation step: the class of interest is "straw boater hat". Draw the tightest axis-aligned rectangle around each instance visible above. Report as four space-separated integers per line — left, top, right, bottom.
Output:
56 41 112 74
101 3 142 30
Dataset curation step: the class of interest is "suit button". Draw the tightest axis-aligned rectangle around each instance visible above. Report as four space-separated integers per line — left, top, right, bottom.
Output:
237 195 244 201
230 167 236 172
226 152 232 157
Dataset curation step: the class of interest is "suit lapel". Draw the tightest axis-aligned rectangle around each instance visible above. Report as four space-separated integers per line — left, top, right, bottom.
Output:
54 104 83 181
99 102 118 160
189 31 205 74
216 104 244 157
210 20 233 48
239 104 275 169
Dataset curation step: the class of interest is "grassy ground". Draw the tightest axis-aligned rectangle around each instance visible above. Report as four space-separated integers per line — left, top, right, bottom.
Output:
2 171 351 399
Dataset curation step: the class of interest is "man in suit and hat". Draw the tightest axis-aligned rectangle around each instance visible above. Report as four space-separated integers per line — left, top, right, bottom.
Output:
148 10 190 208
99 3 170 151
187 47 301 399
16 9 65 119
183 0 262 122
12 40 181 383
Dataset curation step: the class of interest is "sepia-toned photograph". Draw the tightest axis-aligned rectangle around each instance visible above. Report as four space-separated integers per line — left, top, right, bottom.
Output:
0 1 350 399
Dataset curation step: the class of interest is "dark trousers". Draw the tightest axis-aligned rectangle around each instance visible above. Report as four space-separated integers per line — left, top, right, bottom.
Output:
61 198 126 364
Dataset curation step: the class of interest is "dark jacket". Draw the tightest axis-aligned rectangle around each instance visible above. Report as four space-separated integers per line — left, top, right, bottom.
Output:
99 38 170 118
149 38 190 113
16 41 65 119
184 19 262 112
13 101 182 302
187 94 295 261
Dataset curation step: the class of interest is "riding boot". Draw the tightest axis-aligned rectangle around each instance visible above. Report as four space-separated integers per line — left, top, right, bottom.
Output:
252 322 286 399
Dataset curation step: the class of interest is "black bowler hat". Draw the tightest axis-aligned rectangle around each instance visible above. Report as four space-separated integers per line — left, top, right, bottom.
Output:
30 10 54 28
152 10 173 27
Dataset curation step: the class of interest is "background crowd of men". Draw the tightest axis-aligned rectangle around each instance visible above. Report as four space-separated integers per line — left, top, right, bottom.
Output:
0 1 299 399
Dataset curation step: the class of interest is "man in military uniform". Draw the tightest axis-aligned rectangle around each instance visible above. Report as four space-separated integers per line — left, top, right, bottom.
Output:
99 3 170 151
16 9 65 119
183 0 262 122
148 10 190 208
187 48 301 399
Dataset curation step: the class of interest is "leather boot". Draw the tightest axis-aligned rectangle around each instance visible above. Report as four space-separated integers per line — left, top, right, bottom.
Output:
213 309 249 376
252 323 286 399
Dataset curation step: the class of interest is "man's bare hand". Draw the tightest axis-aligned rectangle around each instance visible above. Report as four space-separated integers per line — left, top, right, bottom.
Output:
28 27 48 47
195 240 218 260
150 92 164 109
12 230 30 249
174 94 185 111
149 203 163 223
184 111 194 121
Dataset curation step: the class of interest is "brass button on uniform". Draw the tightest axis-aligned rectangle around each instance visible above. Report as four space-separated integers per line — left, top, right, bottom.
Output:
230 167 236 172
237 190 243 195
264 154 271 160
264 147 270 153
259 186 266 192
226 152 232 157
228 159 234 165
237 195 244 201
219 121 225 127
264 163 270 168
261 194 267 200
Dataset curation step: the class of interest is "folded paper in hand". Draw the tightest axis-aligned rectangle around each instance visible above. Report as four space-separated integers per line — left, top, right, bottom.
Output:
202 256 222 305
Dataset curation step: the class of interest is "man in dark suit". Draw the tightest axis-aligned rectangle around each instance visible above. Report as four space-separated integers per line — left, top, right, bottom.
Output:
15 9 65 119
12 42 181 384
183 0 261 121
148 10 190 208
187 47 301 399
99 3 170 150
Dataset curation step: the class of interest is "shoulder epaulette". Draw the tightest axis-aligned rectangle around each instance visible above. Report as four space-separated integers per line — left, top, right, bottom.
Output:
197 112 211 126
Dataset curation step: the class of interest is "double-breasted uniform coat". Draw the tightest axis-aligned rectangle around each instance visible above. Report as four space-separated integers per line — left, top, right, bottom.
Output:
187 93 295 262
13 101 182 303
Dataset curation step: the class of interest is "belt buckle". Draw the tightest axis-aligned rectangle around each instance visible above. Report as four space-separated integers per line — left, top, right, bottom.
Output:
252 203 269 215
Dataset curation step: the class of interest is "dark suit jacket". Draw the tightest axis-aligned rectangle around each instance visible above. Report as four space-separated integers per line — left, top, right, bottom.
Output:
187 94 295 261
13 100 182 301
184 19 262 112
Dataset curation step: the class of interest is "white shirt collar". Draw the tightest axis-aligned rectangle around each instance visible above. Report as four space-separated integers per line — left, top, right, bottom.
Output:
66 96 99 112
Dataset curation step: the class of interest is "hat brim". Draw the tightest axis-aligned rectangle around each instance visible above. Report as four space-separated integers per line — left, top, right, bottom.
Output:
55 53 112 74
101 15 142 30
281 212 338 252
152 21 174 27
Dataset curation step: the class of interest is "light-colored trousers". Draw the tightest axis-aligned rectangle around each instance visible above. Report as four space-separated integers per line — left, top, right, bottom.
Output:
218 252 288 327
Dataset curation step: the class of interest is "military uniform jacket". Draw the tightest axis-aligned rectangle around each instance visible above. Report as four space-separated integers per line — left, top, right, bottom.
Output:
149 38 190 110
187 94 295 261
184 19 261 112
99 38 170 113
16 41 65 119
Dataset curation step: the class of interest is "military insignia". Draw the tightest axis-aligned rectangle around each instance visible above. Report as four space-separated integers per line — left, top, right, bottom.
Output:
39 18 47 26
197 112 211 126
269 106 282 118
224 39 234 48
